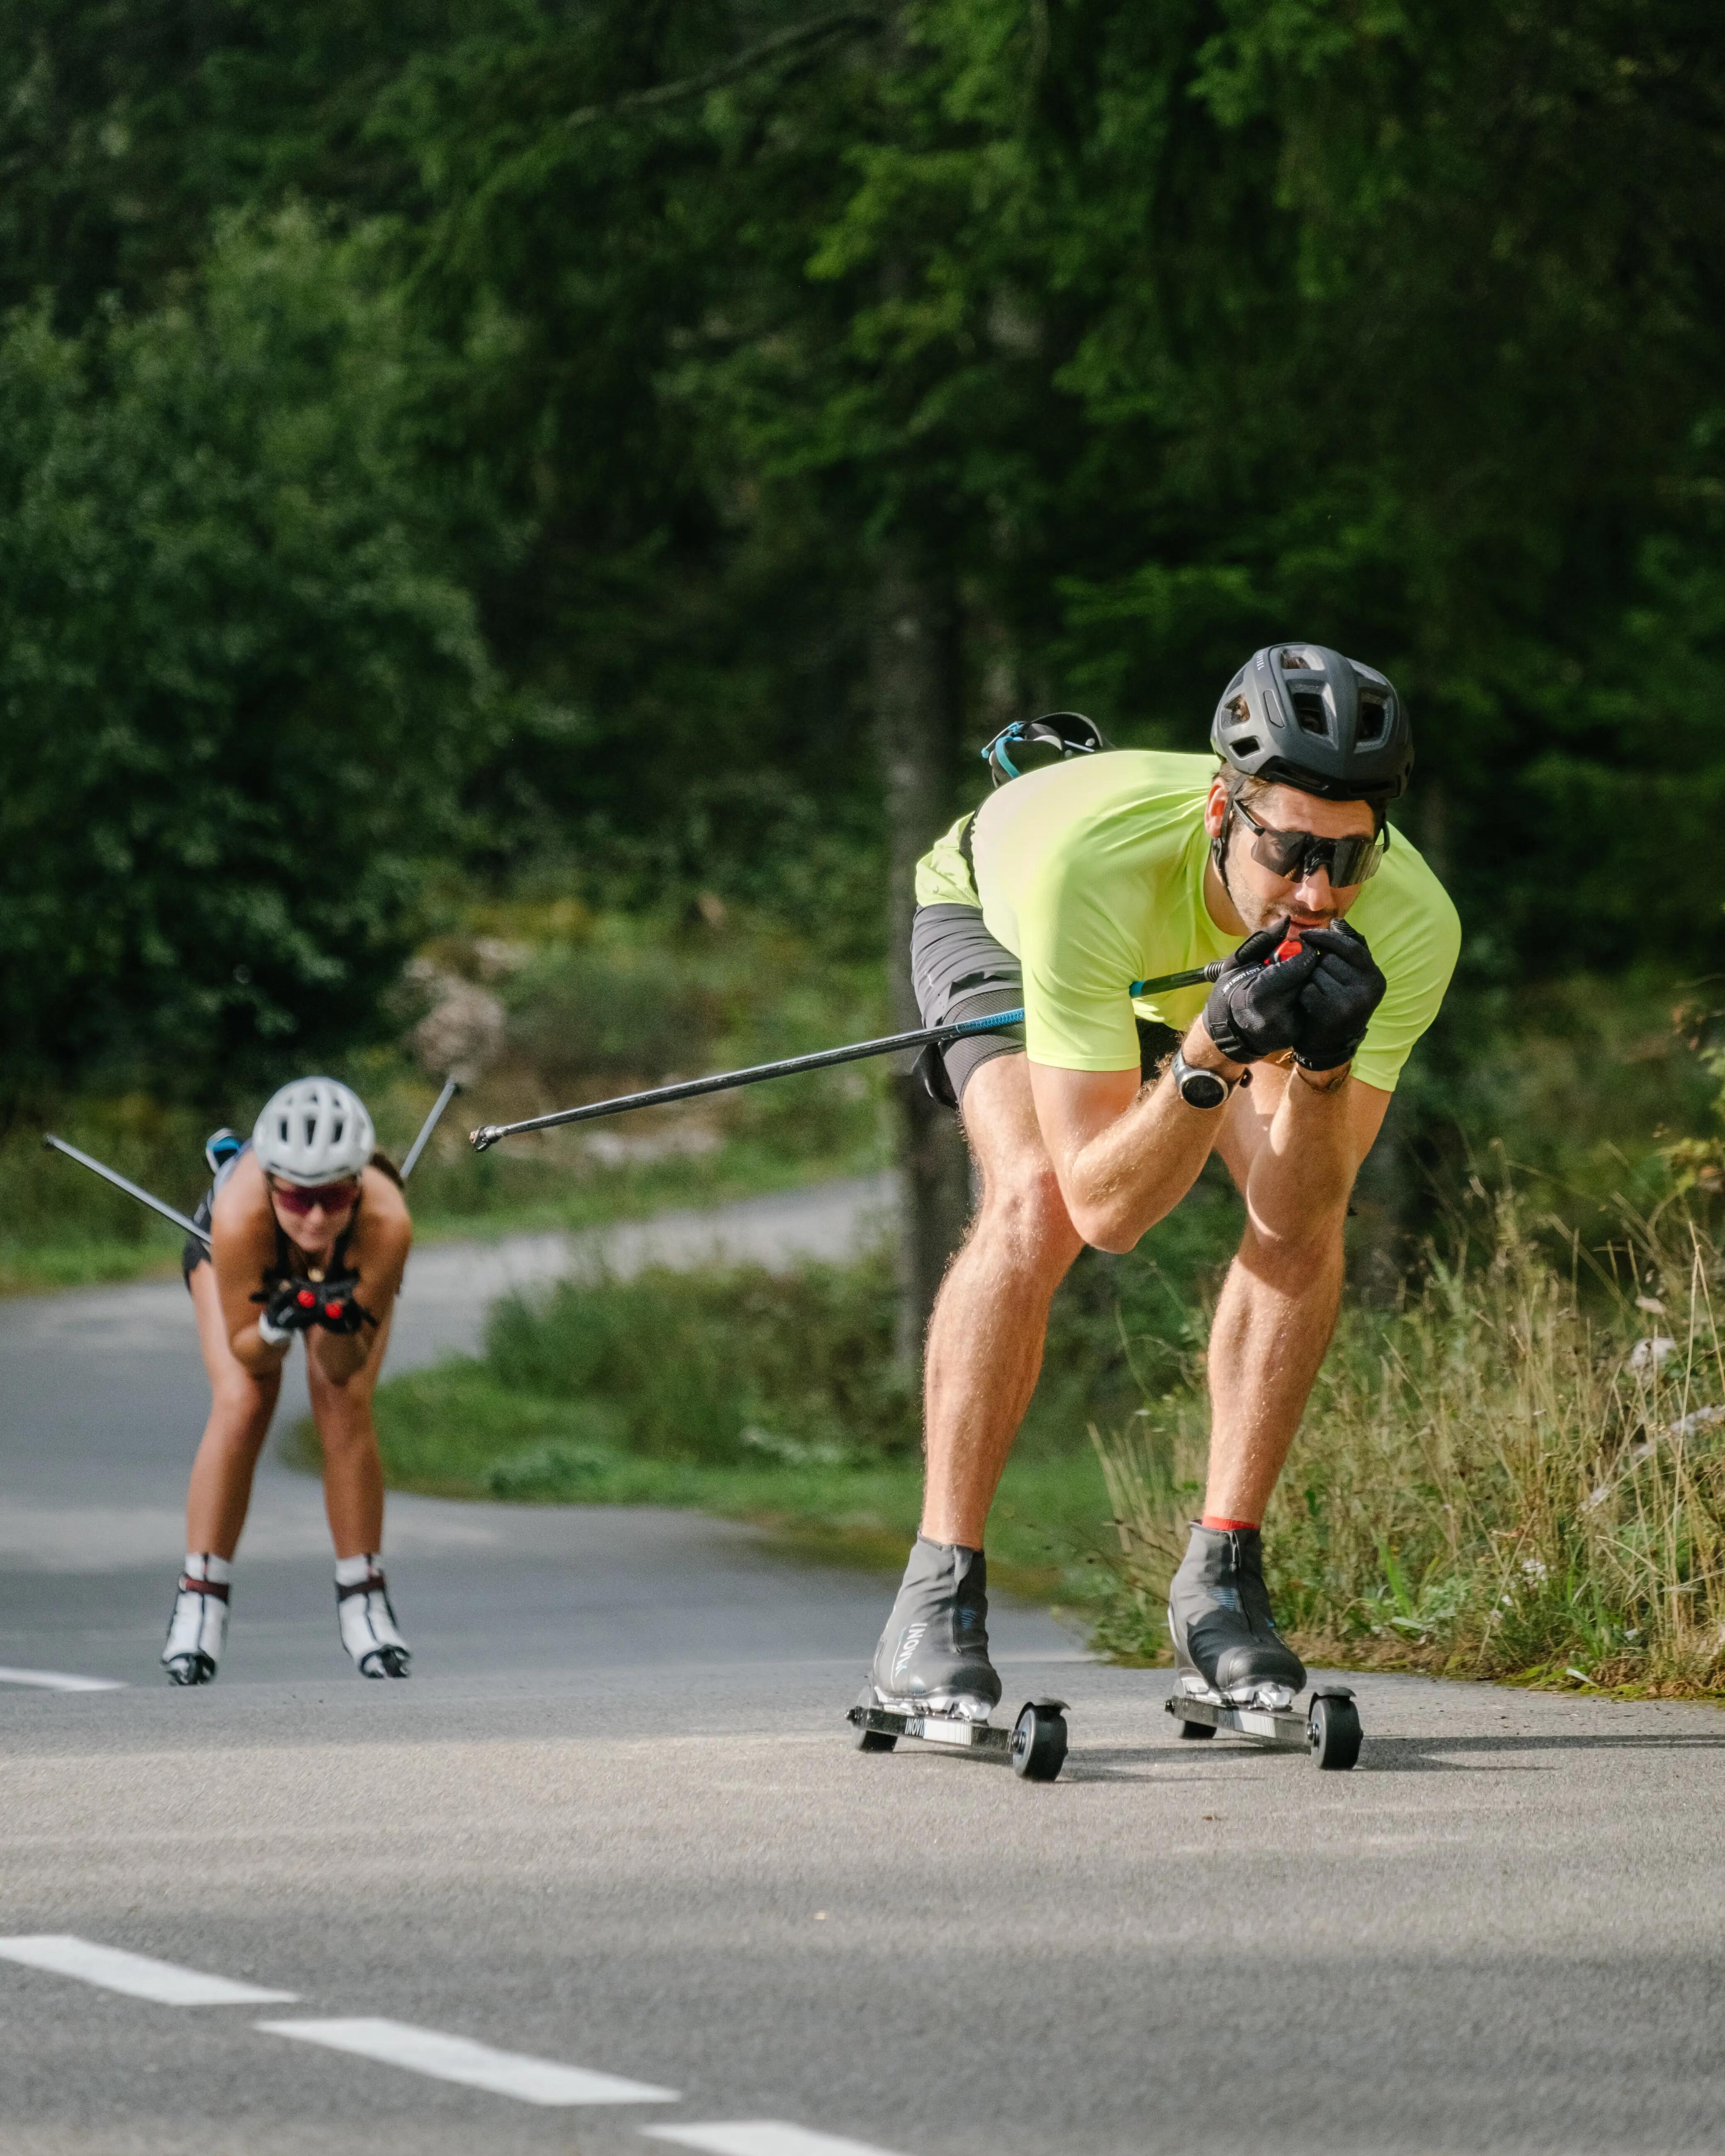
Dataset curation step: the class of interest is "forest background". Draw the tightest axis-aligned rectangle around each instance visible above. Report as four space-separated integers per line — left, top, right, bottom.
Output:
4 1 1725 1680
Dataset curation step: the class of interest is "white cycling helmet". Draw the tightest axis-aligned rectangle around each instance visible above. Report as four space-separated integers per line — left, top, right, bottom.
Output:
252 1078 375 1186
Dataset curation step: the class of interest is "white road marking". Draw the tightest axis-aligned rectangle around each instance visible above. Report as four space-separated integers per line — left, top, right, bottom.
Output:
258 2018 678 2106
644 2125 911 2156
0 1665 123 1692
0 1935 295 2005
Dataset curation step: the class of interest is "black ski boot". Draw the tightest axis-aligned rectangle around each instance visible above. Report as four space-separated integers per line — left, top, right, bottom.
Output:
1168 1523 1305 1707
869 1537 1001 1721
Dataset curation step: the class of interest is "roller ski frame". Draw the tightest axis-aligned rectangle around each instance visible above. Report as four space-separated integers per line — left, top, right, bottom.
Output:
847 1688 1069 1782
1165 1682 1362 1770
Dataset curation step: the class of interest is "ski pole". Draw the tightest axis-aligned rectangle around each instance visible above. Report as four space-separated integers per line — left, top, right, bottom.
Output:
399 1076 462 1182
41 1135 211 1248
467 961 1225 1152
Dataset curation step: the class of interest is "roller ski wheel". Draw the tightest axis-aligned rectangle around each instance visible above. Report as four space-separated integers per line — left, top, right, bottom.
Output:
1009 1700 1068 1782
1307 1690 1363 1771
847 1685 1069 1782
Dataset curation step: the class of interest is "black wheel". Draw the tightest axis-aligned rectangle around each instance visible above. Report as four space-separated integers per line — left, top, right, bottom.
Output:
1175 1718 1215 1740
1308 1694 1362 1771
853 1724 897 1753
1010 1703 1068 1782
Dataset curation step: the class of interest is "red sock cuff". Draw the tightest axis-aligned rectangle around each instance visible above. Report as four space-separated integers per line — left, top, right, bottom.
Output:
1200 1514 1260 1532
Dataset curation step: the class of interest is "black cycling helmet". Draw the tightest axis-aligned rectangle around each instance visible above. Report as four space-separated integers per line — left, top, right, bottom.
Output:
1211 645 1412 806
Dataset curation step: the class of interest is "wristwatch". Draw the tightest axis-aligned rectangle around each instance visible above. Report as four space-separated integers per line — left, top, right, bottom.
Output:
1169 1046 1239 1111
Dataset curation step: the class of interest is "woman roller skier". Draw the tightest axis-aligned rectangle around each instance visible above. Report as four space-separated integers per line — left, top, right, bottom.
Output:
866 644 1460 1727
161 1078 413 1686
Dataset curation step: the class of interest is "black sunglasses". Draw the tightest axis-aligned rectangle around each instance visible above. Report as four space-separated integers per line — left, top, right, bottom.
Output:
1232 798 1386 888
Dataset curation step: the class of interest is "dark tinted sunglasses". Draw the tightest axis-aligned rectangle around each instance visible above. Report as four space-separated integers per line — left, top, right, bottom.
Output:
1232 798 1386 888
268 1175 361 1216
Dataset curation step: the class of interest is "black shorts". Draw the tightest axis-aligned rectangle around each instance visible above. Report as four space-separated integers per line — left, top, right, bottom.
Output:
910 904 1174 1108
182 1190 215 1286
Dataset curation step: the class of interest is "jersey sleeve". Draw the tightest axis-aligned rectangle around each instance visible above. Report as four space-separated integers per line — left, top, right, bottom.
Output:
1350 870 1462 1093
1016 850 1145 1073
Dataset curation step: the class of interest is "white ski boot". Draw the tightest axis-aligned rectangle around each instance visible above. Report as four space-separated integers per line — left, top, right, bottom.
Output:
162 1556 231 1685
336 1556 411 1679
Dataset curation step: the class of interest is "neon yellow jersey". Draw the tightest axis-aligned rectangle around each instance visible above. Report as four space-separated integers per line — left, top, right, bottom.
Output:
915 750 1460 1093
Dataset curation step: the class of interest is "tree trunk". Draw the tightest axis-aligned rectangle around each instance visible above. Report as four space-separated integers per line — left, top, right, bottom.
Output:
873 539 971 1374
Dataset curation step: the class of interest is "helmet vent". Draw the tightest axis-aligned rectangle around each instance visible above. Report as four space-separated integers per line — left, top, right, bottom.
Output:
1290 691 1329 736
1227 696 1251 725
1228 734 1259 757
1357 697 1387 743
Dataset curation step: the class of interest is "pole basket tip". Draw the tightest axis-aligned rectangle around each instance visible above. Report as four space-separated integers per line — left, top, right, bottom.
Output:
469 1125 498 1153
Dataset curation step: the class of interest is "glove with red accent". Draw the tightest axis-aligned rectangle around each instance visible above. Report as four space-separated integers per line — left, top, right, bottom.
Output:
1290 920 1386 1071
308 1273 377 1335
253 1277 321 1347
1200 921 1322 1064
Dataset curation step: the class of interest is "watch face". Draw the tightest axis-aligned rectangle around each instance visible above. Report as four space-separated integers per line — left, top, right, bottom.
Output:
1178 1065 1229 1110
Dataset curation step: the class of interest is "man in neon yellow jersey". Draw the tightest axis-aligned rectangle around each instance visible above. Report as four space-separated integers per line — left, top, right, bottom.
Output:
867 645 1460 1721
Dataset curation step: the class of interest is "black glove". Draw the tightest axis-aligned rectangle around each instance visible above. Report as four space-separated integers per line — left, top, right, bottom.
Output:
1290 920 1386 1071
253 1277 321 1342
1200 923 1322 1064
308 1272 377 1335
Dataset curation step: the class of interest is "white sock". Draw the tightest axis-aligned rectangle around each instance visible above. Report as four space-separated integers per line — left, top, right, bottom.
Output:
333 1554 374 1589
184 1552 233 1585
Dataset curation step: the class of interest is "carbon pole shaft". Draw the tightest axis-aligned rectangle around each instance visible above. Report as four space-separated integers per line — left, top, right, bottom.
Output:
42 1135 211 1248
468 961 1221 1152
399 1076 462 1182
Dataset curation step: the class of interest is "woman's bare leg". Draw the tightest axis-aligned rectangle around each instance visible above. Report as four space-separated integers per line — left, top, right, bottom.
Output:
184 1264 280 1559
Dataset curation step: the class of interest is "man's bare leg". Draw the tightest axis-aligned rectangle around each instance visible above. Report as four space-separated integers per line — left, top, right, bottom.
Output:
1167 1064 1360 1702
919 1053 1086 1547
1205 1061 1358 1522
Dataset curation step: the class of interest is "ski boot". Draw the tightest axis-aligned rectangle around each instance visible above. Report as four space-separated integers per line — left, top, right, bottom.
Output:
161 1562 230 1685
337 1559 412 1679
1167 1523 1305 1711
868 1536 1001 1722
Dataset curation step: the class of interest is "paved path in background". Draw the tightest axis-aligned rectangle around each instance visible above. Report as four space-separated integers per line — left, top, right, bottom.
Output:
1 1175 1723 2154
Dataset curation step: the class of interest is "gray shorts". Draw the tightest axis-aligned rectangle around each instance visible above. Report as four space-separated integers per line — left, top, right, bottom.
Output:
909 904 1175 1109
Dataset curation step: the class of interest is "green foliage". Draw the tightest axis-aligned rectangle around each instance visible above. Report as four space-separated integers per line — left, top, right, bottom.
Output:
5 0 1725 1117
0 208 494 1098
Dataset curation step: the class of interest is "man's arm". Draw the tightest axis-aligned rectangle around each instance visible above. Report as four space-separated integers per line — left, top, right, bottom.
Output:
1027 1016 1245 1253
1029 1036 1391 1258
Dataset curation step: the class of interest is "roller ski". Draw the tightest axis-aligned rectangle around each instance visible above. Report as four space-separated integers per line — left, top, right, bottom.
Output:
845 1536 1069 1782
336 1558 411 1678
1164 1523 1361 1770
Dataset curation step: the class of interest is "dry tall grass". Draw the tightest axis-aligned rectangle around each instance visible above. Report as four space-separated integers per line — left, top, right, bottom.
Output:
1091 1185 1725 1694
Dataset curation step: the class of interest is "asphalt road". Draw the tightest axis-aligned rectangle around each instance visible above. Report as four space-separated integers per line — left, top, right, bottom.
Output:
2 1179 1724 2155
